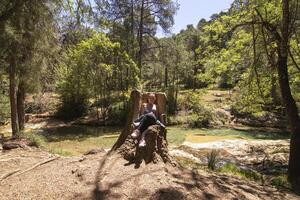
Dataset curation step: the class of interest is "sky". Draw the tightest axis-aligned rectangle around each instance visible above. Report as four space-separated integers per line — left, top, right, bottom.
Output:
157 0 233 37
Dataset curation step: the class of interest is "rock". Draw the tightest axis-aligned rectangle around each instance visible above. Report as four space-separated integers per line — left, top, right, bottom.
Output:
2 138 33 150
84 148 105 155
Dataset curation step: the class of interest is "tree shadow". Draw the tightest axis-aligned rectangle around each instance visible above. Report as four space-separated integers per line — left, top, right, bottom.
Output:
151 188 185 200
83 152 162 200
169 167 292 200
40 125 121 142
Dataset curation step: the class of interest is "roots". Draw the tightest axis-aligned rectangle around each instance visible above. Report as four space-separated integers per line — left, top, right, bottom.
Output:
116 125 175 167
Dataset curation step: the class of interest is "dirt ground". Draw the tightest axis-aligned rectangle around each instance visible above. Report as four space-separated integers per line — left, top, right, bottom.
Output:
0 148 299 200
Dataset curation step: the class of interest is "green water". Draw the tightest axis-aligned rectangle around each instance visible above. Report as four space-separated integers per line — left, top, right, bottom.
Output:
42 125 290 154
43 126 121 142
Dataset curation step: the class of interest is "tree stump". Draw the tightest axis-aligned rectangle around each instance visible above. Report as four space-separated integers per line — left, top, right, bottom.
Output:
111 90 174 167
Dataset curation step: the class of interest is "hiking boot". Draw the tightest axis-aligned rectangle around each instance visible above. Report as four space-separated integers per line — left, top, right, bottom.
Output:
133 122 140 127
138 139 146 148
131 130 140 139
156 120 166 129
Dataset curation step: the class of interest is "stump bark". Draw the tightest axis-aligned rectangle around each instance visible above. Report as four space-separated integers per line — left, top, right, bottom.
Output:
111 90 174 167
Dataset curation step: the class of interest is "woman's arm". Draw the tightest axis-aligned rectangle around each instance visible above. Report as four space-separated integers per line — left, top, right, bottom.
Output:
140 103 146 115
152 104 158 117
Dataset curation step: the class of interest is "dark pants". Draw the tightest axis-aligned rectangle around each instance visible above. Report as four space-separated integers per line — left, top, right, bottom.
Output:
137 112 157 133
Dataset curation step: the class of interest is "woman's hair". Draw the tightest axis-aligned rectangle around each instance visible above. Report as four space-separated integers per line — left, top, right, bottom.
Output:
148 93 156 103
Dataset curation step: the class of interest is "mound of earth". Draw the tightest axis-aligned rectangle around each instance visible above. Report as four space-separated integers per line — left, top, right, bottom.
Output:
0 148 298 200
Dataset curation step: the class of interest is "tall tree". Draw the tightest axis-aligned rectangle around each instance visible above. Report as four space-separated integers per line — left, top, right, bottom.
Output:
96 0 178 79
0 0 59 135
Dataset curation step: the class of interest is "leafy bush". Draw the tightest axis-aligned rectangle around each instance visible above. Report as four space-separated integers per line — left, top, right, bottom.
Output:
55 33 138 120
56 95 89 119
171 90 212 127
108 108 128 125
188 105 212 128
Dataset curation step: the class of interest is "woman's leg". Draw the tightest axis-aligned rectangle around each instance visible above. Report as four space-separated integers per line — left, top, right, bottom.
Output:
137 112 157 133
138 112 157 147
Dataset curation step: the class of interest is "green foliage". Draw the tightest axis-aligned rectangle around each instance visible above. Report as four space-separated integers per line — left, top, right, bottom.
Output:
49 148 73 157
219 163 261 182
0 98 9 124
186 92 212 128
56 33 139 119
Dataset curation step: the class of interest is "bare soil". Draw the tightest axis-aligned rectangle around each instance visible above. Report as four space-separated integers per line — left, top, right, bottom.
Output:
0 148 299 200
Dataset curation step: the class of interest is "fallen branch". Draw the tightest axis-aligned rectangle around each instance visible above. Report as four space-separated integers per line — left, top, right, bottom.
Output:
0 157 59 182
0 169 21 182
17 157 60 176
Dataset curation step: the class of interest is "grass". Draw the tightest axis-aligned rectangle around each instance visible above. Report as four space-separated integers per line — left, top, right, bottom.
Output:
49 147 73 156
219 163 261 182
25 133 47 148
271 175 290 188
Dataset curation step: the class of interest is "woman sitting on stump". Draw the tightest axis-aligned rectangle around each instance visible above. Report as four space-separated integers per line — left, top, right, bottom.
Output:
131 93 165 148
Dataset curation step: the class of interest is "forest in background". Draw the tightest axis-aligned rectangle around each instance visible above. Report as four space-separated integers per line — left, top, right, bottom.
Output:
0 0 300 194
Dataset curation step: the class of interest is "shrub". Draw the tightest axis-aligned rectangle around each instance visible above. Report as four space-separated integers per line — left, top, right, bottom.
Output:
108 107 128 126
271 175 290 188
56 95 89 120
207 150 220 170
188 105 212 128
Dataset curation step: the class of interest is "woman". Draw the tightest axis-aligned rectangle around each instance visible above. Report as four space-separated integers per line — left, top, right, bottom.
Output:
131 93 165 147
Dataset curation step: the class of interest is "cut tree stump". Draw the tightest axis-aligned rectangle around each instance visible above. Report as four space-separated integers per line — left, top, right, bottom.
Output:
111 90 174 167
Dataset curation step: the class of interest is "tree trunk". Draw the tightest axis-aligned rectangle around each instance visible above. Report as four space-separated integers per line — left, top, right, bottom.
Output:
111 90 173 167
111 90 141 151
9 53 19 136
17 81 25 131
279 0 300 194
165 65 168 88
137 0 145 79
192 50 198 91
278 51 300 194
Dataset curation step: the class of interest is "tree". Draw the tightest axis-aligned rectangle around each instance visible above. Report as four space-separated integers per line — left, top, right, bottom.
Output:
96 0 178 79
195 0 300 192
0 0 60 136
56 33 139 120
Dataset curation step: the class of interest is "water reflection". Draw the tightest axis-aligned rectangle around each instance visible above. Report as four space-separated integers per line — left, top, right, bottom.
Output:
42 126 122 142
